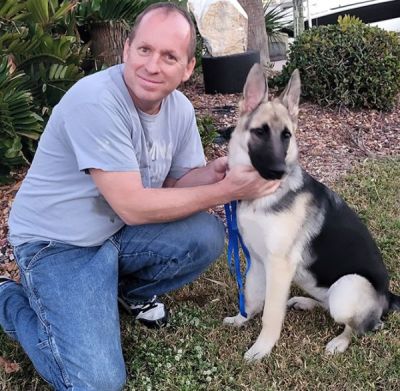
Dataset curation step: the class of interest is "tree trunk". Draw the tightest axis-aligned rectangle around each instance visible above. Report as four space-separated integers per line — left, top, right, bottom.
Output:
293 0 304 37
90 21 128 67
238 0 270 68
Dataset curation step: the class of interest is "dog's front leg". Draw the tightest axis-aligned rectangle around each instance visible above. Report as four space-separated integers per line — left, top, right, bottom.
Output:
244 259 295 361
223 258 265 327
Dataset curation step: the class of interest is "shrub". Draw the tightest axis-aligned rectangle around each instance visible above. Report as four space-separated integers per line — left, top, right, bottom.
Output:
273 15 400 110
0 0 86 183
197 115 218 150
0 56 43 184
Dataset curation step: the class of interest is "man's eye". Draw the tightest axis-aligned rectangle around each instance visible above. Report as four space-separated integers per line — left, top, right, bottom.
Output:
166 54 177 62
138 47 149 54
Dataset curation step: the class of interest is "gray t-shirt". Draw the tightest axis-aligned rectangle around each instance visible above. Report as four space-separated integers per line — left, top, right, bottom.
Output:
8 64 205 247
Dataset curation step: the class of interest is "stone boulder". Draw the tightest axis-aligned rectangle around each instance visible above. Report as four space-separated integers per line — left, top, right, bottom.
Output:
188 0 248 57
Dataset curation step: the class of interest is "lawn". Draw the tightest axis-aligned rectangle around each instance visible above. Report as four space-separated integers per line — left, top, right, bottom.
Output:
1 157 399 390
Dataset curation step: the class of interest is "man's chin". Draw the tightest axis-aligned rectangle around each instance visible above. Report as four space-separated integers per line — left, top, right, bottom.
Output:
132 93 163 114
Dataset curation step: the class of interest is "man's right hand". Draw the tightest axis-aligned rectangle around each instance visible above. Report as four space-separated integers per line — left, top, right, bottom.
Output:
222 165 281 201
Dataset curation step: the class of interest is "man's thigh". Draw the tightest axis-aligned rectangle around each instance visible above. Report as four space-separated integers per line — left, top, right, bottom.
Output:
117 212 225 279
14 240 126 390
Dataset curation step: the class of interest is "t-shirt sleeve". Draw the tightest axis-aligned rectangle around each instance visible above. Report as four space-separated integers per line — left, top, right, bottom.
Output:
168 108 206 179
63 103 139 172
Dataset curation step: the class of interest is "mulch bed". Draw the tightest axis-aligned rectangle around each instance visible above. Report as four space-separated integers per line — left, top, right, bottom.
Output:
1 72 399 281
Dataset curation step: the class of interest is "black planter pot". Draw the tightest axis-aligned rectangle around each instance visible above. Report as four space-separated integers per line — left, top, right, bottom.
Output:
201 50 260 94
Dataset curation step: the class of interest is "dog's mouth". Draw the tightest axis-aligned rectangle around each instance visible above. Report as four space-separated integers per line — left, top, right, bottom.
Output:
262 169 285 180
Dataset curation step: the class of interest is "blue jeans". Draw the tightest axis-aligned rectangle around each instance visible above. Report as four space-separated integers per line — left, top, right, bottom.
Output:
0 212 225 391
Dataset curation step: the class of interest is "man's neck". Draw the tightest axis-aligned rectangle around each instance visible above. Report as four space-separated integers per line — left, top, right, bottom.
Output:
134 99 161 115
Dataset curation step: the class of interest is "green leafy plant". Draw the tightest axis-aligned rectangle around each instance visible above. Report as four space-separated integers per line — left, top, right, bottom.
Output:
0 56 43 183
197 115 218 149
263 0 291 38
0 0 87 119
0 0 88 182
273 15 400 110
75 0 158 67
75 0 154 24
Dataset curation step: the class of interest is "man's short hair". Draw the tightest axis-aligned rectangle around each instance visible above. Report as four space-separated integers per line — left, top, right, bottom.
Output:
127 2 197 61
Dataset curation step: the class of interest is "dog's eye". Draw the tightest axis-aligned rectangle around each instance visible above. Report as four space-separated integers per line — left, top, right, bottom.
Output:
253 127 265 136
281 130 291 139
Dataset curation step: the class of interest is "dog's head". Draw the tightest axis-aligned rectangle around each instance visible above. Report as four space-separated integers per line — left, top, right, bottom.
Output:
228 64 301 180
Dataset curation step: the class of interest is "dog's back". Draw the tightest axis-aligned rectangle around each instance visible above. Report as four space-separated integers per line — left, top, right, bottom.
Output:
303 171 389 297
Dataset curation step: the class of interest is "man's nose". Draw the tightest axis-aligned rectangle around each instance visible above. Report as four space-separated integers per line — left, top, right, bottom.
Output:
145 53 161 73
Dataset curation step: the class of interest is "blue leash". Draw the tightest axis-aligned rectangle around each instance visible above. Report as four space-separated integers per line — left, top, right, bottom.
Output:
224 201 252 318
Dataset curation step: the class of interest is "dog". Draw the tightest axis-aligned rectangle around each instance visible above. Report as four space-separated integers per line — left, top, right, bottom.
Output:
223 63 400 361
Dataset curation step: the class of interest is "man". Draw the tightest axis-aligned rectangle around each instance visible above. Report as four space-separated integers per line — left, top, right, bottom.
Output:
0 3 279 390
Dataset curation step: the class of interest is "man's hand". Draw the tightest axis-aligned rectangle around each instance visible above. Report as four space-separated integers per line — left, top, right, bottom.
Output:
165 156 228 188
222 165 280 201
207 156 228 182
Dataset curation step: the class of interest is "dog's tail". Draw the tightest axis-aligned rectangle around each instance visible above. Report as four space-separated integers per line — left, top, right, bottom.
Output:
388 291 400 311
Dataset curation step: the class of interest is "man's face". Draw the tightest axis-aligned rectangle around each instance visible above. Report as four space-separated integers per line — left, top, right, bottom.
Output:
123 9 195 114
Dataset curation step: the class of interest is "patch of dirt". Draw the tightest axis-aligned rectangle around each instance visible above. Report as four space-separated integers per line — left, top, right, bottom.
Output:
1 73 399 280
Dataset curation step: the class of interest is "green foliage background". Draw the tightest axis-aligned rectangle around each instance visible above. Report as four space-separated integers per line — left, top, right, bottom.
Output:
0 0 154 182
273 15 400 111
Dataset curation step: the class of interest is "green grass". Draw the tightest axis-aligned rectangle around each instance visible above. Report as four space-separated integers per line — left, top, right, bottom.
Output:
1 158 399 390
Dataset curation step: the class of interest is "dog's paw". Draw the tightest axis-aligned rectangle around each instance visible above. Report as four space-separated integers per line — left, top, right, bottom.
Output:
325 336 350 354
244 341 271 362
372 320 384 331
223 313 248 327
287 296 318 311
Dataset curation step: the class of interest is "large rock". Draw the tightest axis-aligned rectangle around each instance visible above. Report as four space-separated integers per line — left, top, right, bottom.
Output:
188 0 248 57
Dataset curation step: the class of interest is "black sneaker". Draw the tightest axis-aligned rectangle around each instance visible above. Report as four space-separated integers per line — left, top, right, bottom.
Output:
118 295 169 329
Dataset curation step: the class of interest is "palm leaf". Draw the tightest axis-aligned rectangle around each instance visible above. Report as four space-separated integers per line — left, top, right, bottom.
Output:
264 0 291 38
75 0 157 24
0 56 43 182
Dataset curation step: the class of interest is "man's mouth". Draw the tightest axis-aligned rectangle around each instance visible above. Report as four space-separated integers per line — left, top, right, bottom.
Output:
138 75 163 85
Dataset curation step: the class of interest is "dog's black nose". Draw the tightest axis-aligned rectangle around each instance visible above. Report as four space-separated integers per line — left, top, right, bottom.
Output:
268 170 285 179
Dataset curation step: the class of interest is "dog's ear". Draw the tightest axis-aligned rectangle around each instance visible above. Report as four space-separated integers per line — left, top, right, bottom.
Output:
240 63 268 115
279 69 301 126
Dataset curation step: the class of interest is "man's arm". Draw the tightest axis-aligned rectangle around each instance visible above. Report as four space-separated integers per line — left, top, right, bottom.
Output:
163 157 228 188
90 163 279 226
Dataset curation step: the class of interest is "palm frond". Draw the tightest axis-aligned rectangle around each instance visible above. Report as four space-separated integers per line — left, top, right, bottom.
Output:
263 0 291 38
0 56 43 182
75 0 157 24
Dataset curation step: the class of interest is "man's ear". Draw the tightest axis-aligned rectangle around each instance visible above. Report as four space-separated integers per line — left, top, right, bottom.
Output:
122 39 131 63
279 69 301 125
239 63 268 115
182 57 196 82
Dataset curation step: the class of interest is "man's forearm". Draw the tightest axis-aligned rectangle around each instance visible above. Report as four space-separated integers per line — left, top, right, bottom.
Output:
90 165 279 227
173 165 217 187
121 181 230 225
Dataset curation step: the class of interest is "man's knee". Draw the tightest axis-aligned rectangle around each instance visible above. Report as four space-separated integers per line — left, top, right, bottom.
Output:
189 212 225 262
70 363 126 391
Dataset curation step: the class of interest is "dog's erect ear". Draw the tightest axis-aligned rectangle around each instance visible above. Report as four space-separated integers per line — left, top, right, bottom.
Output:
279 69 301 125
240 63 268 115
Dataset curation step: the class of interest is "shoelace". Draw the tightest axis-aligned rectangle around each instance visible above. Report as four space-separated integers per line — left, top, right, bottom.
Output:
133 296 158 313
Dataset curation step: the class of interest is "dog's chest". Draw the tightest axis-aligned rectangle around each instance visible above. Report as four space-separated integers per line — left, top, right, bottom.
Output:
237 192 312 262
237 206 270 258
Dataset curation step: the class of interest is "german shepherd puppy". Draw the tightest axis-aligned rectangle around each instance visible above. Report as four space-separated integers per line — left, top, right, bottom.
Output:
224 63 400 361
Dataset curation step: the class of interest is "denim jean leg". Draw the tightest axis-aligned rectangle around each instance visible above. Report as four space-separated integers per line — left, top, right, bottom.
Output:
0 280 68 386
117 212 225 302
11 240 126 391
